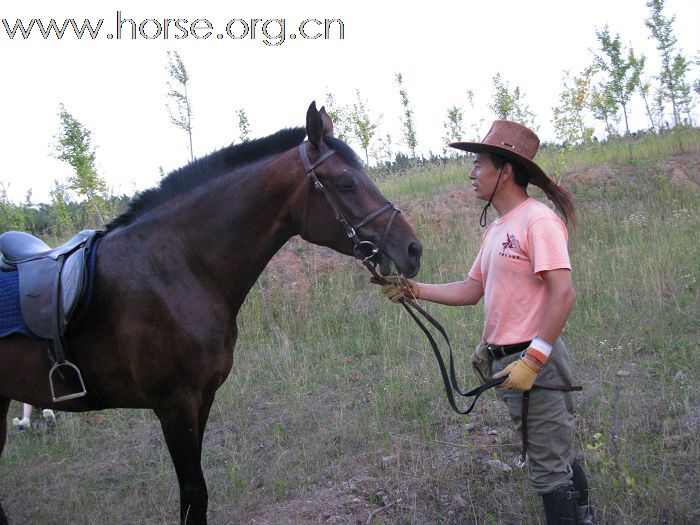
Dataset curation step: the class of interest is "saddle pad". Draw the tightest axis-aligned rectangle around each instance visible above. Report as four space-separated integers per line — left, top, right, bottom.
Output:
0 271 32 338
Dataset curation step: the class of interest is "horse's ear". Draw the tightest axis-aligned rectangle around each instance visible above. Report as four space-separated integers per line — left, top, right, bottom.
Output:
306 101 324 149
319 106 334 138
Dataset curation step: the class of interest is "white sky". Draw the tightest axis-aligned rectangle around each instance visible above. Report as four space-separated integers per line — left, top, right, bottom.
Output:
1 0 698 203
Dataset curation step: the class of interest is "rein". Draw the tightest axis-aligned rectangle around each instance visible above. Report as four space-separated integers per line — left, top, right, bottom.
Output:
299 141 500 415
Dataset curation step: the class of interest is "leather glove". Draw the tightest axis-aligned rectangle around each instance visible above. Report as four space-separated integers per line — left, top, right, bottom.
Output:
370 275 420 303
493 354 543 391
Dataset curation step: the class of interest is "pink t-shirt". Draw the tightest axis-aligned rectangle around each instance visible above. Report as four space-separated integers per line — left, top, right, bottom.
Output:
468 198 571 345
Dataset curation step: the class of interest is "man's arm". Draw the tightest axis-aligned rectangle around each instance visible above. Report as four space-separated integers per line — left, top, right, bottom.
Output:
535 268 576 346
417 277 484 306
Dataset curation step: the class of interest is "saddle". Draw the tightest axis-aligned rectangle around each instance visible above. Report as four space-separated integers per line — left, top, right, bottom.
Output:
0 230 99 402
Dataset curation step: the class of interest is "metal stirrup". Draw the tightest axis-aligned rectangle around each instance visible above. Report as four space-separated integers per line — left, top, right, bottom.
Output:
49 360 87 402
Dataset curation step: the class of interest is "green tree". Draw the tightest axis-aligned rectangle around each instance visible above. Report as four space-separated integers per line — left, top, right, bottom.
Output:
350 89 379 165
52 104 108 227
552 68 595 145
235 107 250 142
395 73 418 158
0 183 25 232
324 91 352 142
489 73 537 129
166 50 194 161
48 179 74 238
589 85 619 136
442 105 464 152
370 132 394 166
645 0 692 126
465 89 485 141
593 26 645 135
638 78 658 132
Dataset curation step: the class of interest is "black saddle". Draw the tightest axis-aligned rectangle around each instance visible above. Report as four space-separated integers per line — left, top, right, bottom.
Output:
0 230 99 402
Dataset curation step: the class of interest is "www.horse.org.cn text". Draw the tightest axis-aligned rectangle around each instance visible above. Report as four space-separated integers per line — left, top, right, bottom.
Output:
1 12 346 46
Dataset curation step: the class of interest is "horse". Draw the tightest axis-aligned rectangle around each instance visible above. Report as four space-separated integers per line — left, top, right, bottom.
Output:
0 102 422 525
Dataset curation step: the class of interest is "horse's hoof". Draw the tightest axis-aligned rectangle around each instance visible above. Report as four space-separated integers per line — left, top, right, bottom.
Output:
42 409 57 429
12 417 31 431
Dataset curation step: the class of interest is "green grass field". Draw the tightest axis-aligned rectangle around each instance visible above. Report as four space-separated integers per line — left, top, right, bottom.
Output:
2 129 699 524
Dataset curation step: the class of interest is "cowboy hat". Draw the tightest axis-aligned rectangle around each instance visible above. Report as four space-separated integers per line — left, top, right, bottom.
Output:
449 120 550 187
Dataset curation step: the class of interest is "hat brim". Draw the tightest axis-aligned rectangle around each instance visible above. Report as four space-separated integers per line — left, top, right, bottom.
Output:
448 141 551 187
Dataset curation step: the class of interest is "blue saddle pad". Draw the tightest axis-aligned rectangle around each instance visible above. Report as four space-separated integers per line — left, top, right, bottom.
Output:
0 271 32 338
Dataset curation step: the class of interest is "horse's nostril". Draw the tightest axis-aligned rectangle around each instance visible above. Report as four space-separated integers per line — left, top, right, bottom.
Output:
408 241 422 260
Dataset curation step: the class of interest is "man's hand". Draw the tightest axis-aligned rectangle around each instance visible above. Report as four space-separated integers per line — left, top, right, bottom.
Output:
493 355 543 391
371 275 420 302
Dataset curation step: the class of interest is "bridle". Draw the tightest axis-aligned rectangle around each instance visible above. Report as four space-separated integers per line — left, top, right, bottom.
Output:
299 141 400 266
299 140 501 415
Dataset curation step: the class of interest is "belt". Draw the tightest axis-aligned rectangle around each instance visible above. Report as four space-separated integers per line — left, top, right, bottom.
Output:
486 341 531 360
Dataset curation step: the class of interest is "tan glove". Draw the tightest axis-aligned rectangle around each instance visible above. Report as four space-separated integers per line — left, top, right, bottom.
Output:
371 275 420 302
493 354 543 391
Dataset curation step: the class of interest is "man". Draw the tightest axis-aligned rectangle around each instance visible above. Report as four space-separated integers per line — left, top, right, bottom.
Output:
378 121 595 524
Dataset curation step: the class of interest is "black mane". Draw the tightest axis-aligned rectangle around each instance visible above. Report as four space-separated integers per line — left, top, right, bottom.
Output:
106 128 365 231
107 127 307 230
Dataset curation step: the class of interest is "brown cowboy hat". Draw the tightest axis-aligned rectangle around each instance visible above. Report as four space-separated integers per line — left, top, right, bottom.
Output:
449 120 551 187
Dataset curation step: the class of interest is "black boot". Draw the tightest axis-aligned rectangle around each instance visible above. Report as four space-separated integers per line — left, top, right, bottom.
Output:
542 480 579 525
571 459 597 524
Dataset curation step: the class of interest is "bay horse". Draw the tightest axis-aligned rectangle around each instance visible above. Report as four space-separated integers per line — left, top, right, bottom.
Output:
0 102 422 524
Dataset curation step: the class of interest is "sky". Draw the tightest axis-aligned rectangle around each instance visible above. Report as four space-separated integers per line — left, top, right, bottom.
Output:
1 0 698 204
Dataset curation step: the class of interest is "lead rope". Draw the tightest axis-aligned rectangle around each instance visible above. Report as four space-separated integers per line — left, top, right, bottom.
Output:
365 264 506 415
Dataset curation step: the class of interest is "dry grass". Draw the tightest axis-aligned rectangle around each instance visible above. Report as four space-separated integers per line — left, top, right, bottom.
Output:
2 134 699 524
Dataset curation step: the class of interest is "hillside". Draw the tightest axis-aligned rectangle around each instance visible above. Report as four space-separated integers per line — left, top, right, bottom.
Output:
2 145 699 524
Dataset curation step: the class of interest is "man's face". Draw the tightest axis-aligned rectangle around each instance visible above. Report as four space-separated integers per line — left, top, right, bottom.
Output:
469 153 502 201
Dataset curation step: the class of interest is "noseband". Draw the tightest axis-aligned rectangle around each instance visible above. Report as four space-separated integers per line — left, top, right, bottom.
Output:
299 142 400 264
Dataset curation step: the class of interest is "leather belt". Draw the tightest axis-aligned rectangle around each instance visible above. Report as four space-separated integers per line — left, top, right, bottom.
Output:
487 341 532 360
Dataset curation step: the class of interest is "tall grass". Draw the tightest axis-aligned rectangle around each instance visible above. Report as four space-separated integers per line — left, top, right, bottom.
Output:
2 130 699 524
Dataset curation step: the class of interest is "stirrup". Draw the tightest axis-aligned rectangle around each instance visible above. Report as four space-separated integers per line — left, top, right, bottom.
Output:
49 361 87 402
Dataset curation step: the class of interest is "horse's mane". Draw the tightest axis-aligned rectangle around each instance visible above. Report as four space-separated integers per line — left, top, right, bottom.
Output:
107 127 308 230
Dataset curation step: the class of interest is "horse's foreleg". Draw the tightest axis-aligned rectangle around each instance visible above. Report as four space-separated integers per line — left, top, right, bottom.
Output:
155 394 215 525
0 397 11 525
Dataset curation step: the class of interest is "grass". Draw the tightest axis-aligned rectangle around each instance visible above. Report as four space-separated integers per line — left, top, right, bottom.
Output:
2 128 699 524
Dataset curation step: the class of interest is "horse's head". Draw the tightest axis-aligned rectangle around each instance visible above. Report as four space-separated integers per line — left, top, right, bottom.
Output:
295 102 421 278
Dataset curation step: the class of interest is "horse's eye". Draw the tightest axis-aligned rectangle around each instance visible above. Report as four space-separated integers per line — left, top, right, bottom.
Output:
335 173 356 192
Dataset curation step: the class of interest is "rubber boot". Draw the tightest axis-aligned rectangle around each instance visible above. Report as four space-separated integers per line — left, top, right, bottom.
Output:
541 480 579 524
571 459 597 524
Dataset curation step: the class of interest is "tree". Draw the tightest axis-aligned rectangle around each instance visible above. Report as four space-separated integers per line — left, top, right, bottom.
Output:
638 77 658 132
48 179 74 238
645 0 692 126
235 107 250 142
370 132 394 166
442 105 464 152
465 89 485 141
166 50 194 161
395 73 418 158
52 104 108 227
324 91 352 142
593 25 644 135
0 183 25 232
350 89 379 165
552 68 595 145
589 85 620 137
489 73 537 129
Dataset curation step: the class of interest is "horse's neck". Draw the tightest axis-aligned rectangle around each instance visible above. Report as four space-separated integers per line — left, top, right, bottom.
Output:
119 160 303 313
